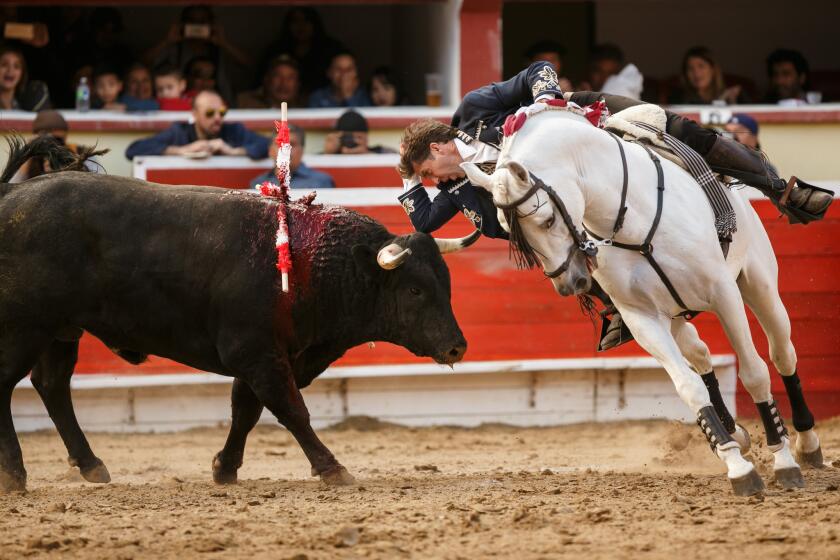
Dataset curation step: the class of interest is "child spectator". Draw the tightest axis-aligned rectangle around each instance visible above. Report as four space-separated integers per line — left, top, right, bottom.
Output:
92 66 124 111
669 47 747 105
122 63 159 111
0 46 50 111
185 55 218 97
369 66 407 107
154 65 192 111
308 52 371 108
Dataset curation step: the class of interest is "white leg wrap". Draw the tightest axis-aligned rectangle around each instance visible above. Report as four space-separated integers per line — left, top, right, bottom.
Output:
795 429 820 454
717 443 755 480
771 436 800 471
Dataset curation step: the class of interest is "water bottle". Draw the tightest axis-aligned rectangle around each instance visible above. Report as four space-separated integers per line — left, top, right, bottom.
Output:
75 76 90 112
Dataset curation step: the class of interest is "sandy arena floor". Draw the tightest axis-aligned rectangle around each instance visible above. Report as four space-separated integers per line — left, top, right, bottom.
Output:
2 416 840 559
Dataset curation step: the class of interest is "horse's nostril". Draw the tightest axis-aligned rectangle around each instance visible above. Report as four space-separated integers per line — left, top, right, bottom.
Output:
575 277 588 291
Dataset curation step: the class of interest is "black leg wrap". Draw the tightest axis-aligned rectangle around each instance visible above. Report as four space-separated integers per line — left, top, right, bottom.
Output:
700 372 736 434
696 406 736 452
781 372 815 432
756 399 788 447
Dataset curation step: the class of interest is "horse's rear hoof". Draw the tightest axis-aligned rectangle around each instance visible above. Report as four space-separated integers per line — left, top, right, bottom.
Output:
775 467 805 489
0 471 26 493
730 469 765 497
80 461 111 484
320 465 356 487
796 445 825 469
212 454 238 485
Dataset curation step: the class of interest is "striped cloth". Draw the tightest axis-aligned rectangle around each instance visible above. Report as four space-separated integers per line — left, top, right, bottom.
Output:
632 121 737 241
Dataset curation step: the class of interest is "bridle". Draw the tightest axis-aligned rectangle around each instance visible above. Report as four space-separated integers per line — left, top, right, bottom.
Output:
495 170 599 278
493 133 699 319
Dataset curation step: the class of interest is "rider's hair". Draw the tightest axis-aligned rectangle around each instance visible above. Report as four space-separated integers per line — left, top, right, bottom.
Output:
398 119 458 178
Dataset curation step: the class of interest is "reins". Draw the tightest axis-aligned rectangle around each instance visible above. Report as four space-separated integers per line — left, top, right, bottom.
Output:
499 131 699 319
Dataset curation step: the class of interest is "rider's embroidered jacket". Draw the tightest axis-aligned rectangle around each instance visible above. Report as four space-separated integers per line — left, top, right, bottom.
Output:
398 61 563 240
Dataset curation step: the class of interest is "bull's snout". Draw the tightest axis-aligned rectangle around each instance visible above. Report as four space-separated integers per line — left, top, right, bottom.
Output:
437 341 467 365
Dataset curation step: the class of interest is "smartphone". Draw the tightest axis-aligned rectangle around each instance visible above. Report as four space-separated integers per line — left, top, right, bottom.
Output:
340 132 358 149
4 23 35 41
183 23 211 39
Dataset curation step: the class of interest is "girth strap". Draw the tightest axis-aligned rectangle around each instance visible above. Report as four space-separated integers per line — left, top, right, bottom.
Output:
587 141 698 319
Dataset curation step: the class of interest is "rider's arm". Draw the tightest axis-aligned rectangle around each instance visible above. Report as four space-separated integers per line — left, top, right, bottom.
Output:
398 181 460 234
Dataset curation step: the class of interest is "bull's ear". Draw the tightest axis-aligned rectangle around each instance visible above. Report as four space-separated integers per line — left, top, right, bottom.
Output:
460 162 492 192
506 160 530 185
352 244 380 278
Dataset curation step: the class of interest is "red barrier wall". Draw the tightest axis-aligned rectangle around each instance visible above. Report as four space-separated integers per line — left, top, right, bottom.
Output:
73 200 840 419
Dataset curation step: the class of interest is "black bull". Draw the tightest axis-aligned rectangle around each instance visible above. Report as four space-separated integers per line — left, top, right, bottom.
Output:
0 161 470 492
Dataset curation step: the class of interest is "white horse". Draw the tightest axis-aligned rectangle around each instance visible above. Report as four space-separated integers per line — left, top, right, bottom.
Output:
462 109 824 496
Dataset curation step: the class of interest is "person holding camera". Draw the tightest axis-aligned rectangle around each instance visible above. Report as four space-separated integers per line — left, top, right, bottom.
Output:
322 110 395 155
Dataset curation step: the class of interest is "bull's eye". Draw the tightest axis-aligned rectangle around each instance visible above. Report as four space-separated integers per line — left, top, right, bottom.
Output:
409 287 422 297
543 215 556 229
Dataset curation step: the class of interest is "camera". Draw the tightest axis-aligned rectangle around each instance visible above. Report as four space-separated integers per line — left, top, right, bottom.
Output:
183 23 211 39
340 132 358 149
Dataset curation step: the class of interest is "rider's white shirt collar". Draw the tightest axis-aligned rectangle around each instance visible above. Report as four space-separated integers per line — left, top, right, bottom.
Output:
455 137 499 165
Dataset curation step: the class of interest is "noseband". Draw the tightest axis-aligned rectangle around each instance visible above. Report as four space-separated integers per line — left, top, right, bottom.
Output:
495 172 598 278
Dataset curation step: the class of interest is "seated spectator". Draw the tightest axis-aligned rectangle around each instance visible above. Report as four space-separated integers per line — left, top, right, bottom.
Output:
369 66 408 107
125 90 269 160
122 63 160 111
185 55 218 97
580 44 643 100
92 65 125 111
524 40 573 92
10 109 99 181
261 7 345 95
249 124 334 190
322 110 395 155
153 64 192 111
0 46 50 111
238 55 303 109
765 49 809 104
669 47 747 105
308 52 372 108
724 113 777 174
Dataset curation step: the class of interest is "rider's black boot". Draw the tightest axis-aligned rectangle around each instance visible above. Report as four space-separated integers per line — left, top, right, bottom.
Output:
588 281 634 352
705 134 834 224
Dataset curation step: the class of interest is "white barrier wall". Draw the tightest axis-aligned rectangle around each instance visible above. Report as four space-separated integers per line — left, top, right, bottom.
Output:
11 356 736 432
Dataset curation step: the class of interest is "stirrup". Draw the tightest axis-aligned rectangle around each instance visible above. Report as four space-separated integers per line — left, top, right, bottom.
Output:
597 312 634 352
774 177 834 225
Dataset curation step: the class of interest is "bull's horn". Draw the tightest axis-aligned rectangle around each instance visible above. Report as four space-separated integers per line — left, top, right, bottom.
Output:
377 243 412 270
434 229 481 254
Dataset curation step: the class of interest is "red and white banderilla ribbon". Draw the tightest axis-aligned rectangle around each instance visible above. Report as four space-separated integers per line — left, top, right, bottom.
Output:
258 102 292 293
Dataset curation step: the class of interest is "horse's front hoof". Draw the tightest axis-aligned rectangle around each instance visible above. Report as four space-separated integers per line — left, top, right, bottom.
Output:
320 465 356 487
212 454 238 485
796 445 825 469
730 468 765 497
774 467 805 489
80 460 111 484
731 423 751 454
0 470 26 494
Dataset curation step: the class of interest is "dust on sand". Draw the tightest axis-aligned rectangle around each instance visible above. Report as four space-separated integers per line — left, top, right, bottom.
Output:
2 417 840 559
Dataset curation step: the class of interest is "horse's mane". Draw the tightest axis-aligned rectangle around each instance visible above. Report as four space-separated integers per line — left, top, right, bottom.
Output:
497 110 591 271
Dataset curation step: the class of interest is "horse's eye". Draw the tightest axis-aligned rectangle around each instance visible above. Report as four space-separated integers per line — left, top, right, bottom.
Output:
544 215 556 229
409 287 422 296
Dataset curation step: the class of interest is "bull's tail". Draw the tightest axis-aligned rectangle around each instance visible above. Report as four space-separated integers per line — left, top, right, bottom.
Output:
0 134 109 183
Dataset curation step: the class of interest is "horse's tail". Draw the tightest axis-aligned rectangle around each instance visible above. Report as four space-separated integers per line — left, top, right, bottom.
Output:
0 134 109 183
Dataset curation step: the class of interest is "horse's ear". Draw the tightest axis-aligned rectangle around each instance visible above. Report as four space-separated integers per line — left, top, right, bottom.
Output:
460 162 492 191
506 161 529 185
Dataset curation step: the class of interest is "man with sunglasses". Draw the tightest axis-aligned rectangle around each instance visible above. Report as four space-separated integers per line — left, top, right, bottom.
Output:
125 90 269 160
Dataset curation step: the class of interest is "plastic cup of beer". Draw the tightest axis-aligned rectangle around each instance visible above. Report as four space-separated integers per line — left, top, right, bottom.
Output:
425 73 443 107
806 91 823 104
